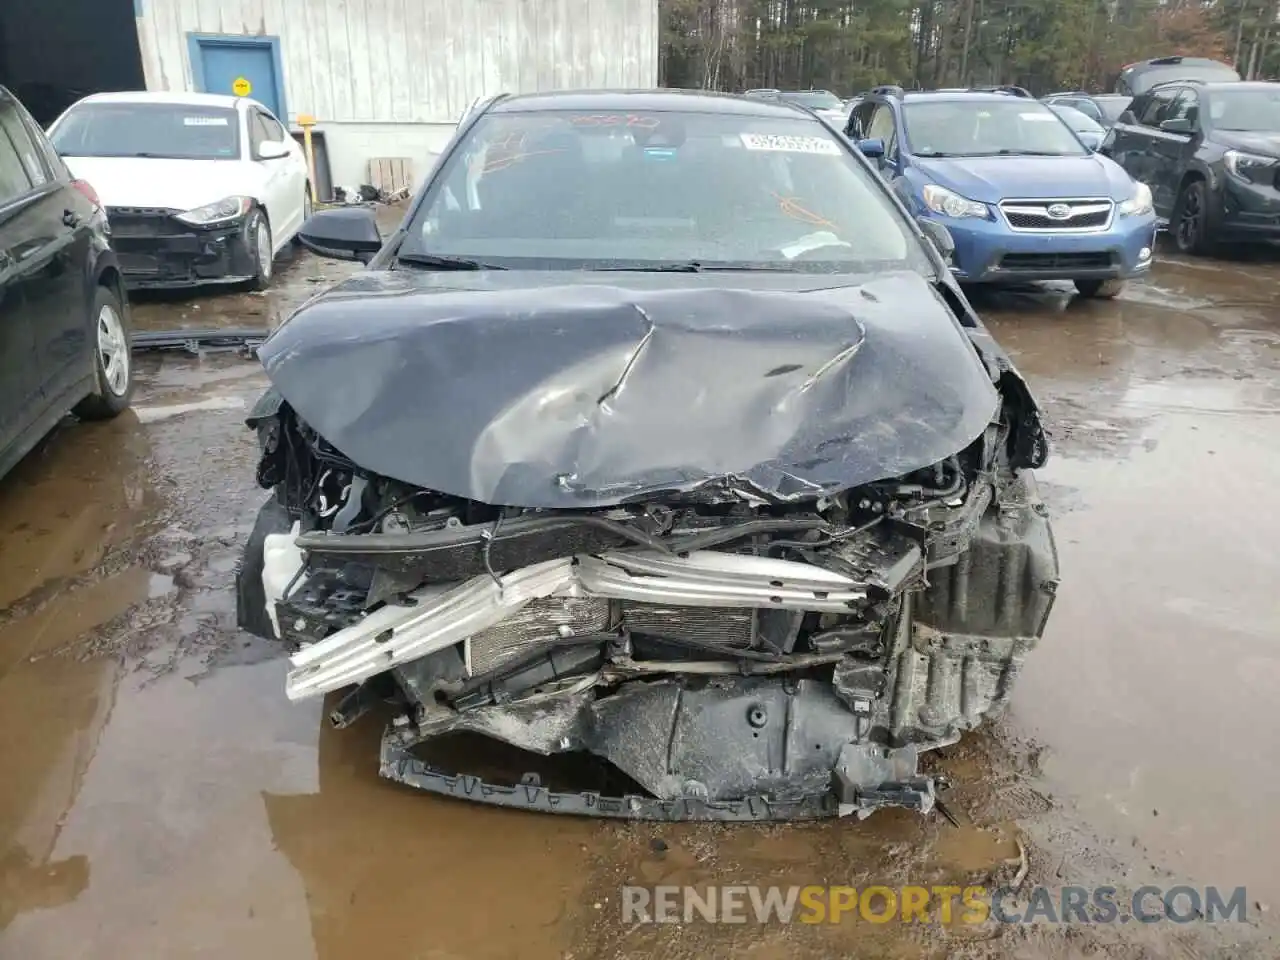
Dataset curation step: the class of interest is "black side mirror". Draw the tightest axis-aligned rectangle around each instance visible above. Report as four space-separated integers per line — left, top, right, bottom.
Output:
916 217 955 262
1159 117 1193 135
297 207 383 263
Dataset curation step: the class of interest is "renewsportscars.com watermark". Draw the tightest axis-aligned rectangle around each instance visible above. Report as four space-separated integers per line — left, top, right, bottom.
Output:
621 885 1251 925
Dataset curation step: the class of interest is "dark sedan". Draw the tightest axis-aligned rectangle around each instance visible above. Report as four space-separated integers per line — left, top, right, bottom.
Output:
234 89 1059 822
0 86 133 481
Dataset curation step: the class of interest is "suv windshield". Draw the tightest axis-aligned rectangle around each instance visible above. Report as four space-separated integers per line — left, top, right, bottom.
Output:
50 103 240 159
1207 87 1280 131
904 99 1088 157
1050 105 1103 135
779 91 844 110
1094 96 1132 121
403 108 929 274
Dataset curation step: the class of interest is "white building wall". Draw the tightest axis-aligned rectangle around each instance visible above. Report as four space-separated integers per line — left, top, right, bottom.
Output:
135 0 660 189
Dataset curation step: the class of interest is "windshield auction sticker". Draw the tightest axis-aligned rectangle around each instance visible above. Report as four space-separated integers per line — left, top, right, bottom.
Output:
739 133 841 155
183 116 230 126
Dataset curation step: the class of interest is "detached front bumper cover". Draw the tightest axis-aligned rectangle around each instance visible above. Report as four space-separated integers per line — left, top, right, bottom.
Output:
373 675 936 829
380 716 937 821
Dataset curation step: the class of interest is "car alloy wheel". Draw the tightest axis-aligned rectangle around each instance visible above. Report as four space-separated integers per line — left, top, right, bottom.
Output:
247 209 273 290
74 284 133 421
98 301 130 396
1174 181 1210 255
257 219 273 279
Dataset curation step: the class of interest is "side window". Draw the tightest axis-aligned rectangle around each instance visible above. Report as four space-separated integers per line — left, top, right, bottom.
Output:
249 111 273 157
0 101 49 189
1138 88 1178 127
1168 89 1199 128
1074 100 1103 122
848 102 874 139
260 111 287 142
0 103 36 203
867 104 897 155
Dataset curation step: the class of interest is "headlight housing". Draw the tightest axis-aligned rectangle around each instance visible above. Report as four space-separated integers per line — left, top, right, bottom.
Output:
922 184 989 219
1117 181 1153 217
1224 149 1278 184
174 196 253 227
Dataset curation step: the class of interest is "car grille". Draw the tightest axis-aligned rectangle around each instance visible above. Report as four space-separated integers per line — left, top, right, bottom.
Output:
999 198 1113 231
105 207 184 238
999 252 1115 271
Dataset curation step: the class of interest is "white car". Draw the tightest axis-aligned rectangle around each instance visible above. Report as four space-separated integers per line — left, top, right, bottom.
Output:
46 91 310 291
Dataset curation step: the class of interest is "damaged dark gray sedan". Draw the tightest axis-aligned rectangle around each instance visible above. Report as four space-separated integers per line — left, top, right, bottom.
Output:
235 90 1059 821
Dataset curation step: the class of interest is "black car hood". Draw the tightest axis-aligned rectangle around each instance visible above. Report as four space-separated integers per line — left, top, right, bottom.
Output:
258 269 1000 509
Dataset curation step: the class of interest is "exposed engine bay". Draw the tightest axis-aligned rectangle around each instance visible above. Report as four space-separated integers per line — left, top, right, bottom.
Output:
235 274 1058 820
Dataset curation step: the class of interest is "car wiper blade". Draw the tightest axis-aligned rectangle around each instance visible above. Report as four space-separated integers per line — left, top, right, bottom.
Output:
996 149 1067 156
397 253 508 270
914 150 956 157
591 261 800 273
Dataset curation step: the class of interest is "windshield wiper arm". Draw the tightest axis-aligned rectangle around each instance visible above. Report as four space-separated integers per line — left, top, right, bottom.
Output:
591 261 800 273
996 149 1065 156
397 253 508 271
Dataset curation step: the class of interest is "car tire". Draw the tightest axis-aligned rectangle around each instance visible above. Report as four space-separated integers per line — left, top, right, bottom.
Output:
1172 179 1214 255
246 208 274 290
1073 278 1125 299
74 284 134 421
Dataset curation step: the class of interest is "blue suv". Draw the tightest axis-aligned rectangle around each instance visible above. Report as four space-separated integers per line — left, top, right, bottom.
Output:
844 87 1158 298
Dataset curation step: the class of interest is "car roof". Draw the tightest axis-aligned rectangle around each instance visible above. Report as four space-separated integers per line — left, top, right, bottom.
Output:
490 89 816 118
72 90 245 109
897 91 1050 104
1124 56 1232 73
1148 79 1276 93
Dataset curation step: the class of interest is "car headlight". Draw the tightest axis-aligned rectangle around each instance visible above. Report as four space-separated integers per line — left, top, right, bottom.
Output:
1117 181 1153 217
1224 149 1278 184
174 196 253 227
921 184 989 219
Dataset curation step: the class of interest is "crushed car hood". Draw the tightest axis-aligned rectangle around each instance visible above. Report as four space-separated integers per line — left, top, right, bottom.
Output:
258 269 1000 508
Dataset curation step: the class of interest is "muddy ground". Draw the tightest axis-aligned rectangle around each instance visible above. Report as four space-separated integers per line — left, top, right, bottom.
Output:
0 216 1277 959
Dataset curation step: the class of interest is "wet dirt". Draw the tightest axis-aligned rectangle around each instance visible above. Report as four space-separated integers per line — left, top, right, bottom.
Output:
1 235 1278 959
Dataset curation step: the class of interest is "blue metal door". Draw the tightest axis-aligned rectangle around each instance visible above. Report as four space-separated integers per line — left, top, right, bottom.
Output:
193 38 283 120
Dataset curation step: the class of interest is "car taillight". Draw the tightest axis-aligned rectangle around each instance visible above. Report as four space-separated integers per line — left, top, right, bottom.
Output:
71 179 100 208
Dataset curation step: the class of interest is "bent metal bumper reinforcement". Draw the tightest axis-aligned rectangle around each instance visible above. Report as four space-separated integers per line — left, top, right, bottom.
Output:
285 550 869 701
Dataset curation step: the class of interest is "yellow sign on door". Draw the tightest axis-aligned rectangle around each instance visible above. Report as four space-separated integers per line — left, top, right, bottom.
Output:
231 76 252 96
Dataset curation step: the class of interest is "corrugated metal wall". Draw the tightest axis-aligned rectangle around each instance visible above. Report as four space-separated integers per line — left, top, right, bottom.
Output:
139 0 660 124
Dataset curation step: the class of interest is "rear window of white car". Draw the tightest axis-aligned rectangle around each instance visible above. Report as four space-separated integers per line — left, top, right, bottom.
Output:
51 104 240 160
